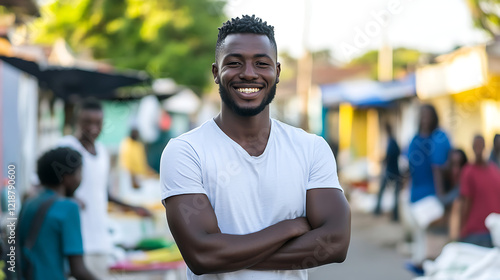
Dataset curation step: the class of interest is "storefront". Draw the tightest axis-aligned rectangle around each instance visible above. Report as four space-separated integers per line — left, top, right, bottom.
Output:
416 45 500 156
320 74 417 192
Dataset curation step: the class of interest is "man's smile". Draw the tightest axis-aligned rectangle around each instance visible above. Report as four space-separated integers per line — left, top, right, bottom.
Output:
233 85 264 99
236 87 260 94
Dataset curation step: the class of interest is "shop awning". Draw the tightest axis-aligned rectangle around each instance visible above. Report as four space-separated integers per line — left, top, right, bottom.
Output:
320 73 416 107
0 55 149 100
416 45 487 99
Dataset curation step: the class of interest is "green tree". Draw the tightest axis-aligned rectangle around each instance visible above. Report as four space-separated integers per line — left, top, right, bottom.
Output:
467 0 500 37
32 0 226 93
349 48 421 80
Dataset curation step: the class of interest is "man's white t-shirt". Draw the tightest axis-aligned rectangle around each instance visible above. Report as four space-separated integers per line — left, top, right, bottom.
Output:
58 135 111 254
160 119 342 280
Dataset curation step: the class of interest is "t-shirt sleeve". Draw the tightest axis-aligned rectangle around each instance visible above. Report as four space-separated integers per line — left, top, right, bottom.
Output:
431 131 451 166
307 136 343 191
160 139 206 200
61 201 84 256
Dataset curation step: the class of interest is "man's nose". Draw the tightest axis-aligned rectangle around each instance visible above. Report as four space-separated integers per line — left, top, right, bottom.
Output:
89 124 100 134
239 64 258 80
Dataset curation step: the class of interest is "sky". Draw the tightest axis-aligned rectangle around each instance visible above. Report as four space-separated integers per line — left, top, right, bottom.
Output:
224 0 490 63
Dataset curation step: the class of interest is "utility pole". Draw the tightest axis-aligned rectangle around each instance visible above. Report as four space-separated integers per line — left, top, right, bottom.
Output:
297 0 312 131
369 31 393 189
377 39 393 82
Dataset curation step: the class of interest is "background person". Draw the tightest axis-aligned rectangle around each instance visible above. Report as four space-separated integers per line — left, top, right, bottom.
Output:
406 104 451 274
450 135 500 247
58 98 151 278
440 149 468 207
374 123 402 222
489 134 500 168
18 147 97 280
119 127 158 189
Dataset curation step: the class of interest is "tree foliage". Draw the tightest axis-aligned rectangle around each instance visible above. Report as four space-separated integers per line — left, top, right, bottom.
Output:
349 48 421 79
32 0 226 93
467 0 500 37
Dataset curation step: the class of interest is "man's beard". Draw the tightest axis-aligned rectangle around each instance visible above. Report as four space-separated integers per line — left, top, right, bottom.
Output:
219 83 277 117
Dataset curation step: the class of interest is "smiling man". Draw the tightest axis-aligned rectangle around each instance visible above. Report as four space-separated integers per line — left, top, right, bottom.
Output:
160 15 351 280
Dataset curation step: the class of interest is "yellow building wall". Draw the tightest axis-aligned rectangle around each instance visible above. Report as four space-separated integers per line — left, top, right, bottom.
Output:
350 109 368 158
339 104 369 158
339 103 353 151
450 76 500 157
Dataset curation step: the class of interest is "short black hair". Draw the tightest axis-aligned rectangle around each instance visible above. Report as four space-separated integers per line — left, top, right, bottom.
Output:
474 134 485 143
452 149 468 168
216 15 277 61
494 133 500 144
37 147 82 187
419 104 439 133
75 98 103 122
78 98 103 113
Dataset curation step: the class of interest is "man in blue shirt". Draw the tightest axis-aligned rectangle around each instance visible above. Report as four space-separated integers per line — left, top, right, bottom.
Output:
408 105 451 202
406 104 451 275
18 147 97 280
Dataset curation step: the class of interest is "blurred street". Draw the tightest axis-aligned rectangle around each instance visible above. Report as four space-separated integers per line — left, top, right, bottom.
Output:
309 210 414 280
2 1 500 280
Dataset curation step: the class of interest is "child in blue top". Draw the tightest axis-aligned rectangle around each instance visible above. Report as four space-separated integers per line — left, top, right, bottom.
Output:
18 147 97 280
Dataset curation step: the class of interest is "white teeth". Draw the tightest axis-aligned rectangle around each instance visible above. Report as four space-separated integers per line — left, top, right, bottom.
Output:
236 88 260 93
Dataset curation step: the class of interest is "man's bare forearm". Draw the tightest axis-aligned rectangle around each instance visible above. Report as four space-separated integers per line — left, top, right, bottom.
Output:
186 218 309 274
251 188 351 270
250 219 350 270
432 166 444 197
108 191 133 208
449 199 462 241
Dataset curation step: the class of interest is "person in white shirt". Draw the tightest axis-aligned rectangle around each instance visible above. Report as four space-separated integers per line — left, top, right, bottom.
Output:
58 99 151 278
160 15 351 280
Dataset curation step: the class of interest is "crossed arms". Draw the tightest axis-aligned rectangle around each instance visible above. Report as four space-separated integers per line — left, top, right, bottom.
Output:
163 188 351 275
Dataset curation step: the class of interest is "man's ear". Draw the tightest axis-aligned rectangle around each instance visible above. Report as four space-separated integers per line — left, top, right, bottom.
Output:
276 62 281 84
212 63 219 84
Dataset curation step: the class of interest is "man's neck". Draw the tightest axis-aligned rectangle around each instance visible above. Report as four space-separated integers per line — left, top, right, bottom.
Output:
76 134 97 155
474 157 486 166
419 128 432 137
215 106 271 156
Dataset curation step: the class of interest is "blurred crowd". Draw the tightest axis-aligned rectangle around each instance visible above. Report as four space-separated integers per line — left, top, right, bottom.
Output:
15 98 160 280
373 103 500 275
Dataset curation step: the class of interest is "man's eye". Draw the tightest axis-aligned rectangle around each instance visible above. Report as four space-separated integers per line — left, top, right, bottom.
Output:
227 62 240 66
256 62 270 66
